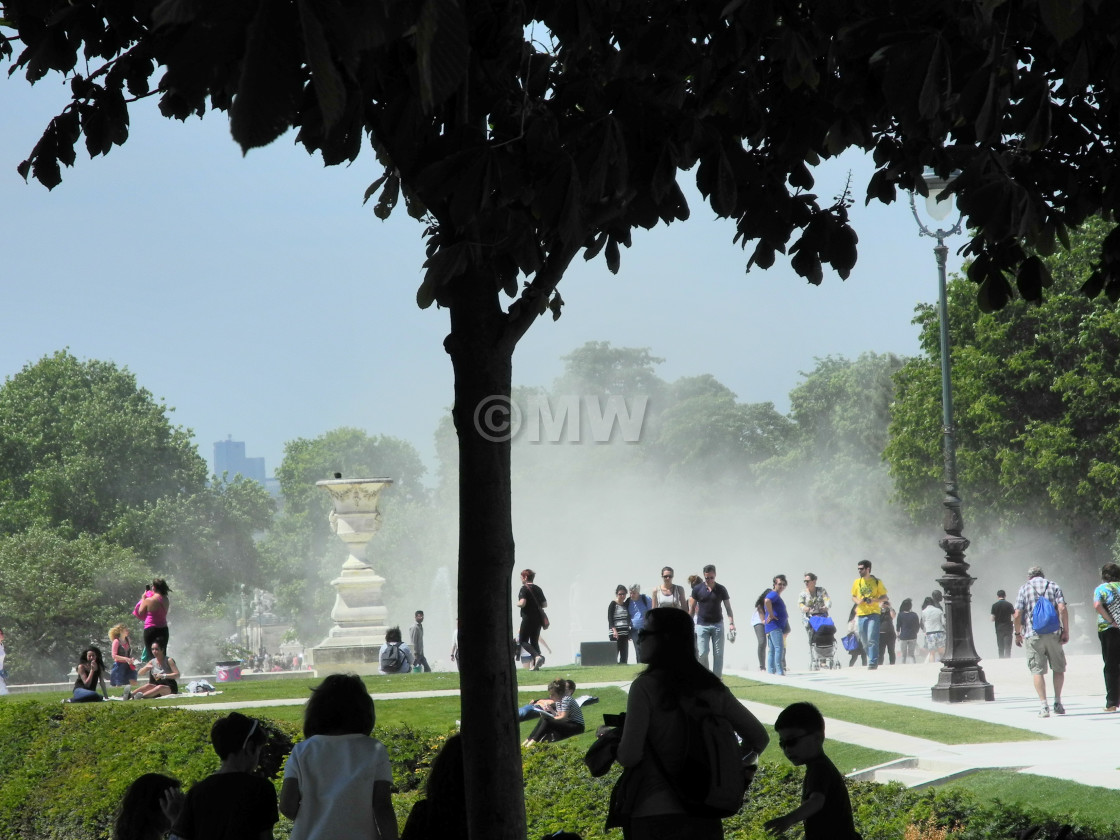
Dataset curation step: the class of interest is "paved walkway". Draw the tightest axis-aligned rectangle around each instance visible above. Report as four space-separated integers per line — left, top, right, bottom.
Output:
731 651 1120 789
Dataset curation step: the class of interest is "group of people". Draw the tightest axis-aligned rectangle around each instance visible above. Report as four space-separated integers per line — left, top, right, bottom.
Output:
113 673 400 840
749 563 959 675
378 611 433 675
601 565 736 676
61 579 176 704
1009 563 1120 718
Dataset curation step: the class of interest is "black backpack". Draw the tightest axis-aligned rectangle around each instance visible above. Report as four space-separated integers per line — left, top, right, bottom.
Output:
653 694 748 818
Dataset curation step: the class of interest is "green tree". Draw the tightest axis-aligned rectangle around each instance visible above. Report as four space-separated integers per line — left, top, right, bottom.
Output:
0 350 207 537
110 476 276 599
0 526 151 682
4 2 1110 835
760 353 913 548
653 390 795 486
886 217 1120 567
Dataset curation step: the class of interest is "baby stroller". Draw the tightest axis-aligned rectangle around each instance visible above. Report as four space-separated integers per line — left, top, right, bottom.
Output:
808 615 841 670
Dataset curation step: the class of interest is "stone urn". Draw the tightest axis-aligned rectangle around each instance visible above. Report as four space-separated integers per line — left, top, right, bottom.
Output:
308 477 393 675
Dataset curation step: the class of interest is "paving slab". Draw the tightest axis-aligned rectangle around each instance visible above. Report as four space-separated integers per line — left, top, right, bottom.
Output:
727 652 1120 789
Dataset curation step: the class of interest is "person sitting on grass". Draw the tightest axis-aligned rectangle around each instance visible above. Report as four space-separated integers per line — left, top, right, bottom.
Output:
67 646 110 702
518 679 581 722
127 642 179 699
171 712 278 840
523 678 584 745
763 702 860 840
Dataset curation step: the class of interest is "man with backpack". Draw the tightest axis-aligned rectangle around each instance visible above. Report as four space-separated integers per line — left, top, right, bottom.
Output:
1013 566 1070 718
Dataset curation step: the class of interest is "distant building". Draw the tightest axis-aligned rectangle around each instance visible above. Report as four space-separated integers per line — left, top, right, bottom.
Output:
214 436 267 484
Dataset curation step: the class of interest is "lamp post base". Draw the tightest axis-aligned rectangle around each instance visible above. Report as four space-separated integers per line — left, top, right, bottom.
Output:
930 573 995 702
931 663 995 702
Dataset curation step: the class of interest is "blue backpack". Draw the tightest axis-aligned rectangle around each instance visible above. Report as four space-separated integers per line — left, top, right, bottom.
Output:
1032 583 1061 635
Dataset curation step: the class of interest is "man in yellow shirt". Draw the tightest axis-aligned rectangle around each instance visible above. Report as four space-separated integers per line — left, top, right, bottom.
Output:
850 560 888 670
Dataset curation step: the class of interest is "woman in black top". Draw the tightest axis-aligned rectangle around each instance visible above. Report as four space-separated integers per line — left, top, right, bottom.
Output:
608 585 633 664
516 568 548 670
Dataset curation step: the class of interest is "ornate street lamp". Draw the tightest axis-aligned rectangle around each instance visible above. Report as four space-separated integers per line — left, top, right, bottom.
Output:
909 171 994 702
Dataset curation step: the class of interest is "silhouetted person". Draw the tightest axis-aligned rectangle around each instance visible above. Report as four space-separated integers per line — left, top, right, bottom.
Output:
763 702 859 840
401 734 467 840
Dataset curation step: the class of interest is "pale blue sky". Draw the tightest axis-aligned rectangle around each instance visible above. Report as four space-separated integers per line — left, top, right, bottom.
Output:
2 75 964 479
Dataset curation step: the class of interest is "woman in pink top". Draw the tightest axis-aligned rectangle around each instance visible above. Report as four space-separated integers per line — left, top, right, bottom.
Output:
134 578 171 662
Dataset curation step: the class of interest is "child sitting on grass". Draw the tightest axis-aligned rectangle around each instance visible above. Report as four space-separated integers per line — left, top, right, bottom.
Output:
171 712 278 840
763 702 861 840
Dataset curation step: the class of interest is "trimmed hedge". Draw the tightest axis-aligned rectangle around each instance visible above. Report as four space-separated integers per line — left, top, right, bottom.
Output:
0 700 1115 840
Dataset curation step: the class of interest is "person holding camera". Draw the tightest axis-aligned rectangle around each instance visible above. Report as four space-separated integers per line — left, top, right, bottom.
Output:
850 561 888 670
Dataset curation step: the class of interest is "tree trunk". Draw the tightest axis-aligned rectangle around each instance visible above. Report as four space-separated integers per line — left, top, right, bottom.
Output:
446 275 525 840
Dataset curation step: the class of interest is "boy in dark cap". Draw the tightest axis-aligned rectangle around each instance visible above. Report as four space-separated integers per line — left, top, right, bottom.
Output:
172 712 279 840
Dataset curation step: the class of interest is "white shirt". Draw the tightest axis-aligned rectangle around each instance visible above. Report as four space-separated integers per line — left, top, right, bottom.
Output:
283 733 392 840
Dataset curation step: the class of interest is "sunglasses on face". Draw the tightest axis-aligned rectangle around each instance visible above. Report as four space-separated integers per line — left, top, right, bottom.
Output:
779 732 811 750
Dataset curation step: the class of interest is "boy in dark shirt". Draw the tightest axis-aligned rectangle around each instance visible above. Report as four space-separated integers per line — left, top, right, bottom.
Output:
763 702 860 840
172 712 279 840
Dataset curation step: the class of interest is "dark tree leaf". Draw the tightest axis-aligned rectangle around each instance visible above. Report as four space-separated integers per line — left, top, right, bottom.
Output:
416 0 469 113
297 0 348 135
1016 255 1052 302
230 1 304 153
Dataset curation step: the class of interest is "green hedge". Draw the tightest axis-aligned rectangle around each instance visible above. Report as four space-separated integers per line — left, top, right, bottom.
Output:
0 700 1115 840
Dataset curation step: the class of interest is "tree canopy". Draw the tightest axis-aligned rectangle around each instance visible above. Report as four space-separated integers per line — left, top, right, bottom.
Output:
887 217 1120 567
0 350 206 537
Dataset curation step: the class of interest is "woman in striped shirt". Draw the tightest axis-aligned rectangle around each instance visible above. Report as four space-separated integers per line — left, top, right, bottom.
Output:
523 679 584 745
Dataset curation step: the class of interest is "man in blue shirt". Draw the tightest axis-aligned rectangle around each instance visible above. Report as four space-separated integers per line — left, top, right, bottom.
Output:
689 564 736 678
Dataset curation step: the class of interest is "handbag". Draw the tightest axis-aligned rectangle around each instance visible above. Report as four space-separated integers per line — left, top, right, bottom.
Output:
583 726 621 777
527 584 550 629
1104 583 1120 626
841 631 860 652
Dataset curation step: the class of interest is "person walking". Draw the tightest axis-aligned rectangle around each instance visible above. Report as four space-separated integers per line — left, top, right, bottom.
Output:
688 564 735 678
652 567 688 610
991 590 1015 658
608 585 633 665
751 590 770 671
627 584 653 662
516 569 548 671
850 561 887 669
612 607 769 840
895 599 920 664
1014 565 1070 718
878 599 897 665
764 575 789 675
920 597 946 662
797 573 831 642
1092 562 1120 713
409 611 431 673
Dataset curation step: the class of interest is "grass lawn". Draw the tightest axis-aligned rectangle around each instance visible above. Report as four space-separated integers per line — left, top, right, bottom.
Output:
939 770 1120 830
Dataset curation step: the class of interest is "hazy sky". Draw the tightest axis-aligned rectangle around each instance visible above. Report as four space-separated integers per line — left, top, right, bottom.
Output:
2 74 966 478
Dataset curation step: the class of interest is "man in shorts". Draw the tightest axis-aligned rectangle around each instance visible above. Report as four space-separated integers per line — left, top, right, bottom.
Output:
1013 565 1069 718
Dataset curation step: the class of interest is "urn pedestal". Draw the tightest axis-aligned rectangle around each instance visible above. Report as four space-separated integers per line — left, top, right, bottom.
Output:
308 478 393 675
